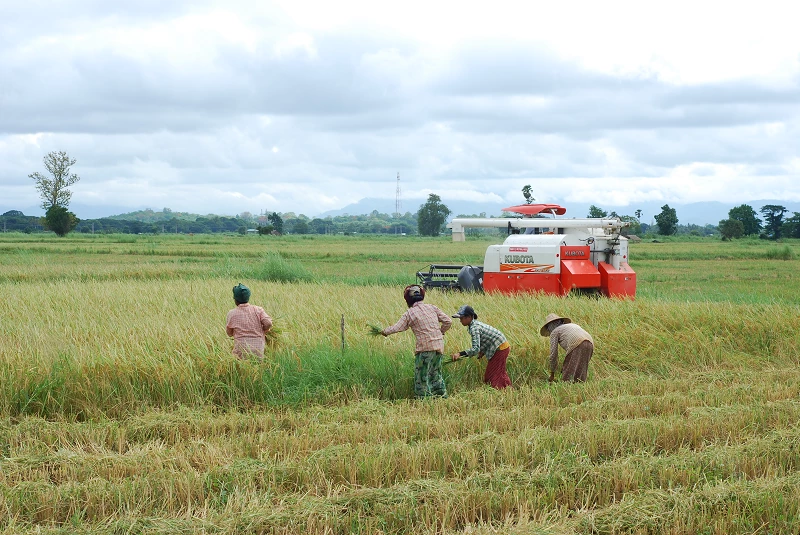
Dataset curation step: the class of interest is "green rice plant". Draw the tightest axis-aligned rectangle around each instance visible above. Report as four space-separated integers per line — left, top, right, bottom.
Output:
3 233 800 533
763 244 796 260
10 354 72 418
338 272 416 287
367 324 384 336
265 325 282 347
246 251 315 282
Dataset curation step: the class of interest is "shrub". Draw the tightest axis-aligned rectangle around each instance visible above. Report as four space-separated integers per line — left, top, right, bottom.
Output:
763 245 795 260
248 251 314 282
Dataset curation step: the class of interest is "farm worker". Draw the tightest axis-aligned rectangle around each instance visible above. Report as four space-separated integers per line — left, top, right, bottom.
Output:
450 305 512 390
541 313 594 382
226 283 273 359
381 285 452 398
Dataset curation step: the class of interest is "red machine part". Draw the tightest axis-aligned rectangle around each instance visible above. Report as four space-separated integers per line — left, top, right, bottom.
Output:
501 203 567 216
560 245 600 294
483 245 636 298
483 271 560 294
599 262 636 298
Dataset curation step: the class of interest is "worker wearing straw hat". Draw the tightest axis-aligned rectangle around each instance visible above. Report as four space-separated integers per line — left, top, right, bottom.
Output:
541 313 594 382
450 305 512 390
226 283 273 359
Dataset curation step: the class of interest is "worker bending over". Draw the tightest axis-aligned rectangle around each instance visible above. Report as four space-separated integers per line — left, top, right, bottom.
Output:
382 285 452 398
541 313 594 382
450 305 512 390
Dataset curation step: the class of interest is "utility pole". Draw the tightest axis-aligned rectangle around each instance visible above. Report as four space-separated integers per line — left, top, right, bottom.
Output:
395 172 401 234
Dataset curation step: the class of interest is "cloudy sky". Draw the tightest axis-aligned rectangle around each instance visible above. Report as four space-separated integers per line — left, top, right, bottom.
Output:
2 0 799 218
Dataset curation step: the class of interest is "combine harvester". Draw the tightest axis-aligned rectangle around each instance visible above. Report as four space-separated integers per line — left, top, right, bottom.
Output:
417 204 636 298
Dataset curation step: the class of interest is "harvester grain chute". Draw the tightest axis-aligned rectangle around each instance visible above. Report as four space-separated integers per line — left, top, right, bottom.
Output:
418 204 636 298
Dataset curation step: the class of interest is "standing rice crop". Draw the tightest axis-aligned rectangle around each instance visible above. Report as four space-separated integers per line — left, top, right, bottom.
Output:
2 234 800 534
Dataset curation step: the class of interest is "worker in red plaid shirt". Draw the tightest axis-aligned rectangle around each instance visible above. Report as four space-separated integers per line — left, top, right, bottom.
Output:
382 285 452 398
226 283 273 359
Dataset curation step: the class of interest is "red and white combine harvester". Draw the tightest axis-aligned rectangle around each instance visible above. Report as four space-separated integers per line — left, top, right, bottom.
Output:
417 204 636 298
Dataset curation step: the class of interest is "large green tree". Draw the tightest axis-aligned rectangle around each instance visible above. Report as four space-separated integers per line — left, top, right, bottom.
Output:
292 219 309 234
728 204 761 236
760 205 787 240
588 205 607 218
417 194 451 236
268 212 284 234
30 151 80 237
782 212 800 239
43 205 79 237
619 215 642 236
654 204 678 235
718 218 744 241
29 151 80 210
522 185 535 204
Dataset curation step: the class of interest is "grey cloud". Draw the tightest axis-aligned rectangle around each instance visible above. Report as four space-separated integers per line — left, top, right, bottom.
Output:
429 40 618 97
1 30 419 135
660 82 800 106
419 41 799 136
2 6 799 218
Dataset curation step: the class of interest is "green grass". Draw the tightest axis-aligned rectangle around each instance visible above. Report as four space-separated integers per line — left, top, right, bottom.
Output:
245 251 315 283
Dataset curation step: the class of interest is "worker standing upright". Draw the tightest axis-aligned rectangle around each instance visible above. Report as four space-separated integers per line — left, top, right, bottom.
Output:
541 313 594 382
226 283 273 359
450 305 512 390
382 285 452 398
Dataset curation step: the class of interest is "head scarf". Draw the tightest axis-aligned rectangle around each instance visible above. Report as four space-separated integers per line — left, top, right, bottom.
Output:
403 285 425 307
233 283 251 303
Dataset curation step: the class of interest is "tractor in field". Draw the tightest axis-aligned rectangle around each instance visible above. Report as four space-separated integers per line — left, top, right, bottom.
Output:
416 204 636 298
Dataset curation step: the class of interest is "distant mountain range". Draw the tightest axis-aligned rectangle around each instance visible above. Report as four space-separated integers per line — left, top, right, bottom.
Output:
5 198 800 227
321 198 800 226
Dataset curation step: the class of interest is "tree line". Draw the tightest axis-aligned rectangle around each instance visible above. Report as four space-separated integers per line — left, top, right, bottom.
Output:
586 202 799 240
0 210 424 236
16 151 446 237
13 151 800 240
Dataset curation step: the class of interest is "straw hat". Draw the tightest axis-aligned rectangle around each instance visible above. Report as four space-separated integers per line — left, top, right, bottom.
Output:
540 313 571 336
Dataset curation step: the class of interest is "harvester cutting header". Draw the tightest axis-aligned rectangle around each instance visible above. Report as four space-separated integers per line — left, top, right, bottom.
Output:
417 204 636 298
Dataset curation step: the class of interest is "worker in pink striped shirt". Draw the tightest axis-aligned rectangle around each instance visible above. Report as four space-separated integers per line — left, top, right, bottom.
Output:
382 285 452 398
226 283 273 359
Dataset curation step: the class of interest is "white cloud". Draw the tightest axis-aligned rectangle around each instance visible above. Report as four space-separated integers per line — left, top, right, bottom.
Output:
404 188 505 204
1 0 799 220
273 32 317 59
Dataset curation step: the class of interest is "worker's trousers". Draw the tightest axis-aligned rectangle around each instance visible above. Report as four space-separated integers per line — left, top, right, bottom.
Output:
562 340 593 382
414 351 447 398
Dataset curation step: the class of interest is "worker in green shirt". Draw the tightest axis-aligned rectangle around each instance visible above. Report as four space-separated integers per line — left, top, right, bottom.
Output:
450 305 512 390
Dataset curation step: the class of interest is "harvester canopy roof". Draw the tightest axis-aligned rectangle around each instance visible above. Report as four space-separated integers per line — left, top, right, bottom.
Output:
502 204 567 216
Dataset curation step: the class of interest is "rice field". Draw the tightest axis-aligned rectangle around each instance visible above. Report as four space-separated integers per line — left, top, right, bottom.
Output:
1 233 799 534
